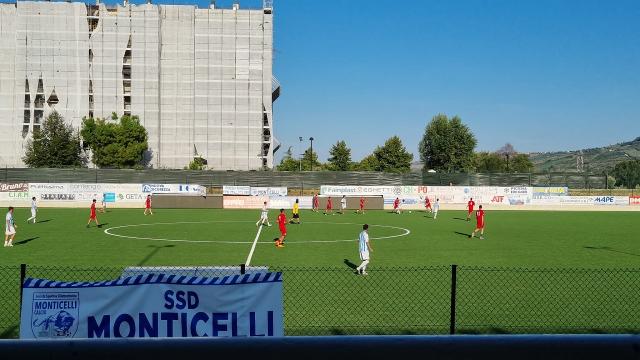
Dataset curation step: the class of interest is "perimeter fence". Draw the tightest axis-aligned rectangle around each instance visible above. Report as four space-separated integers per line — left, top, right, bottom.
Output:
1 264 638 338
0 168 608 189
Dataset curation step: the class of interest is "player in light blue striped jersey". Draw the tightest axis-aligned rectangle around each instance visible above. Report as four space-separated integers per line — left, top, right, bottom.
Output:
356 224 373 276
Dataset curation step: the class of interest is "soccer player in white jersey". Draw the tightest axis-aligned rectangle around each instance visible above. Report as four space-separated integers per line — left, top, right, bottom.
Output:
339 195 347 214
4 207 16 247
356 224 373 276
256 201 272 227
27 197 37 224
433 198 440 219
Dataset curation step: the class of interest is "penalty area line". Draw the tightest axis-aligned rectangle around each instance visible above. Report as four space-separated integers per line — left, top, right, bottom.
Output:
245 225 264 266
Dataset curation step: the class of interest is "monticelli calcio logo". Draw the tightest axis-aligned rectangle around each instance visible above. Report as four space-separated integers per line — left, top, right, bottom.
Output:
31 292 79 338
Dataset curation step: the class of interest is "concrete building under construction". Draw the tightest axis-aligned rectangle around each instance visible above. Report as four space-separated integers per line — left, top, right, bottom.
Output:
0 0 279 170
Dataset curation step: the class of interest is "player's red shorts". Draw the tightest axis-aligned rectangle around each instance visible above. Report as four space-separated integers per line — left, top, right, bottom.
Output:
476 222 484 229
468 208 474 214
90 214 96 220
279 225 287 236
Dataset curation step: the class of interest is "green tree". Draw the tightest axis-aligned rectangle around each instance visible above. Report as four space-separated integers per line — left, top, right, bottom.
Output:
510 153 534 173
352 154 379 171
419 114 477 172
187 157 207 170
327 140 352 171
373 136 413 173
276 147 300 171
301 148 322 171
611 160 640 188
81 114 148 168
475 152 506 173
23 111 84 168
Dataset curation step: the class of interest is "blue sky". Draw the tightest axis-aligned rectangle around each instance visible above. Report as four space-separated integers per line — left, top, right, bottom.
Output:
92 0 640 161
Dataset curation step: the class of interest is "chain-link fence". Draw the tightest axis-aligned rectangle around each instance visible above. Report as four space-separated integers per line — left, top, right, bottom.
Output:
0 168 609 189
1 265 638 338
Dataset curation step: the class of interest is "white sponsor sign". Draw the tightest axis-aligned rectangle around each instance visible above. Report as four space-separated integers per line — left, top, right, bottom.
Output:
142 184 205 196
321 185 428 197
223 186 252 196
531 196 629 206
20 273 283 339
267 196 313 210
250 187 288 197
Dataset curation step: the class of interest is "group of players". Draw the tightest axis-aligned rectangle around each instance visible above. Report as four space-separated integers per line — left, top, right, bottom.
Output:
2 194 155 247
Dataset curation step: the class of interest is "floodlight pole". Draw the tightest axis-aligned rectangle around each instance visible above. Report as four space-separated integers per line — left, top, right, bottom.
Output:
309 137 315 171
298 136 303 171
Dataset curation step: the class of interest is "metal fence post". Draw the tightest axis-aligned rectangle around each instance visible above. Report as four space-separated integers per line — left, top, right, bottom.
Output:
240 264 246 275
449 264 457 335
19 264 26 317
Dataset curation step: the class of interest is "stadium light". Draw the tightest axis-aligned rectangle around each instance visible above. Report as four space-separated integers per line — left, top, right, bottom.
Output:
309 137 315 171
298 137 303 171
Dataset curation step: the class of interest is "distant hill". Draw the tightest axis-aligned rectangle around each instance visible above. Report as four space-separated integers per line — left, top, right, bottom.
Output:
530 137 640 174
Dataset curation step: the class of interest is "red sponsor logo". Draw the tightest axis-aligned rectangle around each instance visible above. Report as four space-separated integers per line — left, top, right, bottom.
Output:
491 196 504 203
630 196 640 206
417 186 428 194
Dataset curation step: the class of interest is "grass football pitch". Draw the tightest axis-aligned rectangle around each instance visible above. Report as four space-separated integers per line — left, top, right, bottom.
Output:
1 208 639 337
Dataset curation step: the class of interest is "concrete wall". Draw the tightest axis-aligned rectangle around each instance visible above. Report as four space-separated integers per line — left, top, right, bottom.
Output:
153 194 223 209
0 1 275 170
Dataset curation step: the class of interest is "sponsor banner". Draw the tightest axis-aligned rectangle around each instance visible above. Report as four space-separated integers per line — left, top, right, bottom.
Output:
630 196 640 206
321 185 428 197
224 196 269 209
104 193 116 203
29 183 70 194
532 187 569 198
142 184 206 196
223 186 252 196
20 273 283 339
0 183 29 192
531 196 629 206
250 187 288 197
267 196 313 210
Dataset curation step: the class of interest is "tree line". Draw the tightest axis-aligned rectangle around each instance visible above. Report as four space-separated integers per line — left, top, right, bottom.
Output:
21 112 640 189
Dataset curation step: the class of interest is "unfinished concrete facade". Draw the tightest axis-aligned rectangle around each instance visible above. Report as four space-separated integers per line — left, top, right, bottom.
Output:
0 1 278 170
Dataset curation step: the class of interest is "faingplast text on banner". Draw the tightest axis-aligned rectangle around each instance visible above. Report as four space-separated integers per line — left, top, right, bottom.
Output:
20 273 283 339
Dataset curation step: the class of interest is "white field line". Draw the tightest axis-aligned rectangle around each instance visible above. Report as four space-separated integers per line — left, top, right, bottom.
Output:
245 224 264 266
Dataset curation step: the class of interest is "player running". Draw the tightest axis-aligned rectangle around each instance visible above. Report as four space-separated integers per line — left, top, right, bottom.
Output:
4 207 16 247
144 195 153 215
393 197 401 214
256 201 272 227
291 199 301 224
424 197 432 213
312 194 319 212
433 198 440 219
324 196 333 215
470 205 485 240
466 198 475 221
356 196 366 214
339 195 347 214
86 199 101 228
355 224 373 276
275 209 287 248
27 197 37 224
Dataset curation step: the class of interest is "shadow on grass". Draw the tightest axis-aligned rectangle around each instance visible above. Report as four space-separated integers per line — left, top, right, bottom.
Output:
584 246 640 257
0 324 18 339
453 217 467 221
454 231 470 238
343 259 357 270
137 245 176 266
14 237 39 246
36 219 52 224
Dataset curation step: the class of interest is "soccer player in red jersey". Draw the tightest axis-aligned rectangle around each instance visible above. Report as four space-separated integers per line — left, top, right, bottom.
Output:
470 205 485 240
356 196 366 214
276 209 287 248
144 195 153 215
466 198 475 221
312 194 319 212
324 196 333 215
86 199 101 228
393 197 401 214
425 197 432 213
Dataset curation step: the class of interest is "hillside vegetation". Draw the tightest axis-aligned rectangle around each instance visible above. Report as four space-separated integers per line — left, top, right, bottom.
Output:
530 137 640 174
